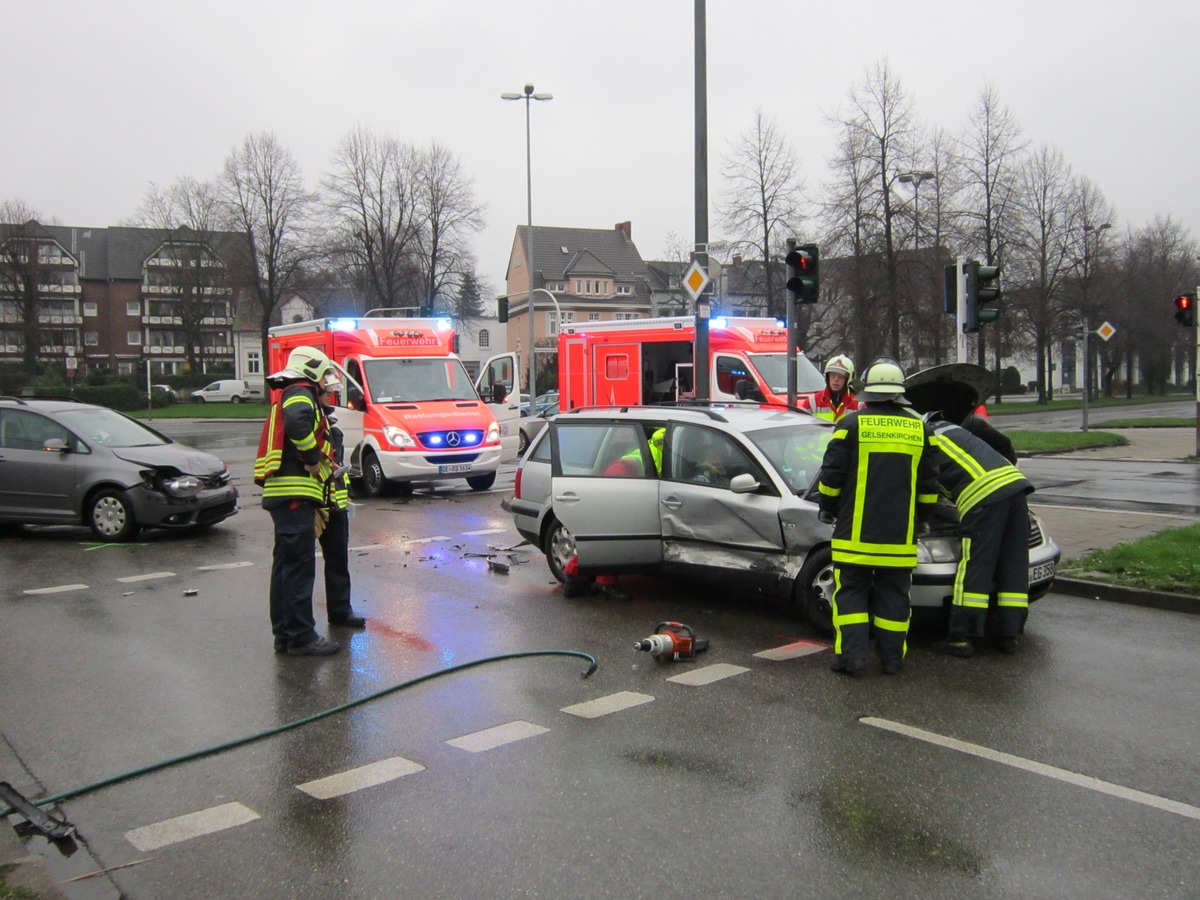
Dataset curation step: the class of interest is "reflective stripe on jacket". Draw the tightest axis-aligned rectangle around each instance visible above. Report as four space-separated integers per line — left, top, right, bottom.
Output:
255 383 333 504
930 420 1032 515
809 387 860 422
817 403 939 567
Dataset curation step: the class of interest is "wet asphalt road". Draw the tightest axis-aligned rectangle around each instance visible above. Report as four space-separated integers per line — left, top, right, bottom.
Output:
1 418 1199 898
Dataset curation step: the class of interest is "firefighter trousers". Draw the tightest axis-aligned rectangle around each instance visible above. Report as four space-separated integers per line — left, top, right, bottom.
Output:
832 563 912 663
949 493 1031 638
318 506 353 621
267 503 319 648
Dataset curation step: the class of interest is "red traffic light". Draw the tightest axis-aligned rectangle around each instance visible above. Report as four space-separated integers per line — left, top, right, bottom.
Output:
1176 295 1193 311
1175 292 1197 326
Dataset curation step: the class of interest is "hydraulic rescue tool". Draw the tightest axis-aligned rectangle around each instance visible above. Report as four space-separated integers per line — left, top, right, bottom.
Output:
633 621 709 661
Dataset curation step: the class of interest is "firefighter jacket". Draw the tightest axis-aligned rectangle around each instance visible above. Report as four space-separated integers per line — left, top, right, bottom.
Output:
817 402 940 568
254 382 334 505
809 387 860 422
929 419 1032 515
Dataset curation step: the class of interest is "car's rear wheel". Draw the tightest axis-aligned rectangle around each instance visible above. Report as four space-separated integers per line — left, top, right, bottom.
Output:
543 518 575 584
87 489 140 542
360 450 389 498
795 545 835 637
230 395 241 404
466 472 496 491
518 430 529 456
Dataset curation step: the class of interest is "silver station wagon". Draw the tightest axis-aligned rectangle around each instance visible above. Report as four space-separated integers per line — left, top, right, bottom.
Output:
507 392 1059 636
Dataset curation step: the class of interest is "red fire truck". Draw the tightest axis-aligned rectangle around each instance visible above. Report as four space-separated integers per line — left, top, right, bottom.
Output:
268 316 520 496
557 315 827 411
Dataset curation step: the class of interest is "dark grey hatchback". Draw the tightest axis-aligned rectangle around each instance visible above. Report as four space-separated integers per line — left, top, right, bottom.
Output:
0 396 238 541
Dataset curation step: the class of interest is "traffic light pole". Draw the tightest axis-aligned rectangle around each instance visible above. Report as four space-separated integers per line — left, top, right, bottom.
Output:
955 258 967 364
1195 285 1199 457
1081 317 1091 432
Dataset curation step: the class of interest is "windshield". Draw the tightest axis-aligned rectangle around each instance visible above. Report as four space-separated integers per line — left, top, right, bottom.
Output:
364 358 481 403
59 408 170 448
748 353 827 396
744 423 832 494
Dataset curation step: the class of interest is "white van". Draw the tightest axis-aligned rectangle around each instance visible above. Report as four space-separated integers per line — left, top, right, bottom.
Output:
190 380 252 403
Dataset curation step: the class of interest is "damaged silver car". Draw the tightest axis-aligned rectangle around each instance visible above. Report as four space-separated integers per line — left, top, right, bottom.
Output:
507 379 1058 635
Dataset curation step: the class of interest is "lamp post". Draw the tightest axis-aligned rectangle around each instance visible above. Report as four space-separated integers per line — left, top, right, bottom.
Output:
501 83 553 400
1080 222 1111 431
897 170 936 248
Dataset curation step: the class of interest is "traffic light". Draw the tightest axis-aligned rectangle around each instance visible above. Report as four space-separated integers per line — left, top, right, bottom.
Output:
963 260 1002 332
497 297 509 324
1174 292 1196 326
784 242 819 303
943 263 958 315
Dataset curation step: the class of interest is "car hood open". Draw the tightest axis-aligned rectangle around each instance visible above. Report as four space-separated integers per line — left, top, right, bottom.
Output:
903 363 996 424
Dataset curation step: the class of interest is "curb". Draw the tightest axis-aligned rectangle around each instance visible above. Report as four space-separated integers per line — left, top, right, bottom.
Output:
0 825 67 899
1053 576 1200 615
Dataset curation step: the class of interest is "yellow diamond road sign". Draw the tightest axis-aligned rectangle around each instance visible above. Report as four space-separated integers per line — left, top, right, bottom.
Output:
683 261 710 301
1096 321 1116 342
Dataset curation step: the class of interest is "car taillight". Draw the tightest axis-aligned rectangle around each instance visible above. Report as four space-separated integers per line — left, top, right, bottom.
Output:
514 464 523 498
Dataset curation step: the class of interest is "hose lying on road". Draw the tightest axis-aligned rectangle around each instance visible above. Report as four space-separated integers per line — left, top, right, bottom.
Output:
1 649 599 817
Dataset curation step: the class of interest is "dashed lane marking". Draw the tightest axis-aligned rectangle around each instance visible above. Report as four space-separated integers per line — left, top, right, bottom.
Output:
862 717 1200 822
115 572 176 583
446 720 549 753
666 663 751 686
296 756 425 800
403 535 453 545
754 640 828 661
461 528 508 536
125 802 260 852
349 544 387 552
196 561 256 571
22 584 88 595
561 691 655 719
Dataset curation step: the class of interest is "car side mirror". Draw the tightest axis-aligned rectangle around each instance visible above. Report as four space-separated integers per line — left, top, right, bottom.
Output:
729 473 760 494
42 438 69 453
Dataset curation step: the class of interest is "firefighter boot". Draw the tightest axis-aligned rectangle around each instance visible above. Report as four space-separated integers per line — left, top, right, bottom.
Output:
932 636 974 658
830 655 866 678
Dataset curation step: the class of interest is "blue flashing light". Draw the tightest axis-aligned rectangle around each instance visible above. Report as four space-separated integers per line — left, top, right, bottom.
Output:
774 319 786 328
710 317 728 329
428 434 445 446
435 318 452 331
329 318 359 331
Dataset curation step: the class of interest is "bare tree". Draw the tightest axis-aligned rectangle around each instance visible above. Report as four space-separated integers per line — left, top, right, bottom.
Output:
0 200 65 372
131 178 238 373
717 109 805 320
1064 176 1118 399
221 132 314 372
414 141 486 316
323 127 424 314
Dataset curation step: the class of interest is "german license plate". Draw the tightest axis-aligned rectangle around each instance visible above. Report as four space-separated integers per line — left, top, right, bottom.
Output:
1029 560 1056 583
438 464 472 474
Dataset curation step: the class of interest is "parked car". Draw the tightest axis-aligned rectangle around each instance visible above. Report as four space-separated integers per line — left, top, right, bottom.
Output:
190 379 252 403
518 400 558 456
505 374 1058 636
0 396 238 541
150 384 178 403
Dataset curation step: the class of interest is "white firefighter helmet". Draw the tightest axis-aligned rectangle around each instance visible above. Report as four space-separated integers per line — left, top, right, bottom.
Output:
824 355 855 380
857 357 909 403
267 346 339 389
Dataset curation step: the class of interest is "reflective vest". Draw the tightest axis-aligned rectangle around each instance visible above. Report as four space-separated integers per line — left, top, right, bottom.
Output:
817 403 939 567
255 383 334 504
810 387 860 422
930 420 1032 515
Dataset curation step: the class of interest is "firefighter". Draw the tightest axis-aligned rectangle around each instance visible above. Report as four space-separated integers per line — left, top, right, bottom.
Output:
810 355 860 422
926 413 1034 656
318 398 366 631
255 346 343 657
817 359 939 677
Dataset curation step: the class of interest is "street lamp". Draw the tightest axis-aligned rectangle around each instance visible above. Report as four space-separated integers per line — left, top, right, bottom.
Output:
501 83 553 400
897 170 936 248
1080 222 1111 431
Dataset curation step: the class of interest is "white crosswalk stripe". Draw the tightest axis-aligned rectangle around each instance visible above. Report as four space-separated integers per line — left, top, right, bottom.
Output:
561 691 655 719
297 756 426 800
666 663 750 686
125 802 260 852
446 720 549 752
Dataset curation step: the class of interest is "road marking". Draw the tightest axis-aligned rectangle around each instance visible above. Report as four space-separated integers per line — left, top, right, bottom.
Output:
667 663 750 686
862 717 1200 822
404 535 453 545
754 640 828 661
561 691 654 719
22 584 88 595
461 528 507 536
297 756 425 800
197 561 256 571
446 720 549 753
349 544 387 552
125 802 260 852
116 572 175 583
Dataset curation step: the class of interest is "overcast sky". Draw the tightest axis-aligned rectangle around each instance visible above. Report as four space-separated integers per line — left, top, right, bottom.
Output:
3 1 1196 297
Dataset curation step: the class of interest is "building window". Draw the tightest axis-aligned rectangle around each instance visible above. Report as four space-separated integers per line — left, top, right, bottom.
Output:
247 351 261 375
575 280 582 293
615 313 639 321
618 285 631 295
127 331 141 345
127 301 141 316
478 329 490 349
588 312 600 321
452 335 461 354
84 331 98 346
83 302 98 317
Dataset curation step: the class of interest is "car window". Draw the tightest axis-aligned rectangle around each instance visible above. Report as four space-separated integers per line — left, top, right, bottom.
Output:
555 422 651 477
57 408 170 448
669 424 763 489
744 424 832 494
1 409 71 451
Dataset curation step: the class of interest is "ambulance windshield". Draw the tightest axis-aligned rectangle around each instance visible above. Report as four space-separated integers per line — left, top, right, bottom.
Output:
747 353 826 396
365 358 481 403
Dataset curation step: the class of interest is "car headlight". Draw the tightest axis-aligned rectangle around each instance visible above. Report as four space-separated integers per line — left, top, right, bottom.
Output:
487 422 501 442
917 536 961 564
162 475 203 498
382 424 417 449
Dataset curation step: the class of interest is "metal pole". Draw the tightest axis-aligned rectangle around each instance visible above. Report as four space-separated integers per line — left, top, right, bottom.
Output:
693 0 710 401
524 94 536 402
1195 284 1199 457
1081 318 1090 432
955 259 967 364
785 237 797 406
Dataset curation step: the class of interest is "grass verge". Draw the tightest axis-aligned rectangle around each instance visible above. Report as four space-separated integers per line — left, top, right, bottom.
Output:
1010 431 1127 454
130 402 267 420
1060 523 1200 595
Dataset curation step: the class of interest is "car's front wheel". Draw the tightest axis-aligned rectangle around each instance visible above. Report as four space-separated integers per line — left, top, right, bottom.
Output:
466 472 496 491
193 396 205 403
360 450 388 498
795 545 835 637
87 489 141 542
543 518 575 584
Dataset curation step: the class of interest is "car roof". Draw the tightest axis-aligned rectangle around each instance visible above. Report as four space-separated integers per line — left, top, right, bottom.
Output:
0 396 101 414
549 402 829 434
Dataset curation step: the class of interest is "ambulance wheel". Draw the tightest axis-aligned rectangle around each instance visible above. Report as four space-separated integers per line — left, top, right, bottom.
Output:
466 472 496 491
543 517 575 584
795 546 835 637
361 450 389 498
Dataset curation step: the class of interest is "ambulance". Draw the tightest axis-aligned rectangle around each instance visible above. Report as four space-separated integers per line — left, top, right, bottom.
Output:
268 316 521 496
557 315 827 411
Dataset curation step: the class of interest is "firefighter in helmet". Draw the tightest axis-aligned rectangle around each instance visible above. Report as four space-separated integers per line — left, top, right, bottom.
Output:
816 358 939 677
810 355 860 422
